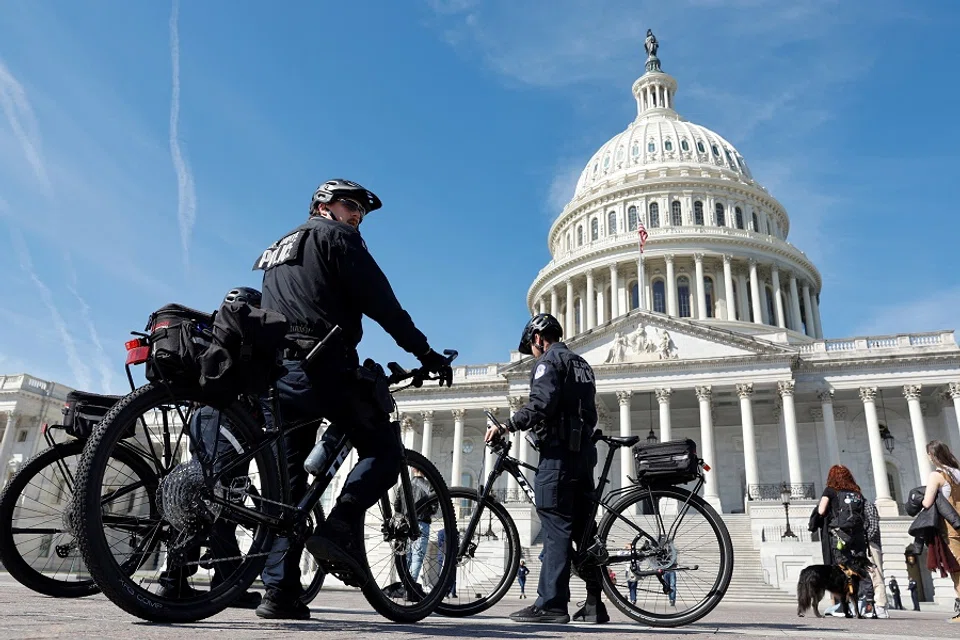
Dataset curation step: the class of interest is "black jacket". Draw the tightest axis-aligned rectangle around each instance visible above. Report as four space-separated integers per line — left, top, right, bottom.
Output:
508 342 597 448
255 216 429 366
908 491 960 541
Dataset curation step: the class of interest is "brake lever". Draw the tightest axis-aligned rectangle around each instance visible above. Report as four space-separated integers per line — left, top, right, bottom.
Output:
387 362 407 378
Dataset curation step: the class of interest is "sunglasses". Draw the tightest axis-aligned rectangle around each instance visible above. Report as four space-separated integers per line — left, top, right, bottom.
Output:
335 198 367 217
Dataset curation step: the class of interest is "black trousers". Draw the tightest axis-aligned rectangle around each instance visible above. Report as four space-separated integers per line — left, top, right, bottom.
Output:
260 360 402 599
534 443 601 612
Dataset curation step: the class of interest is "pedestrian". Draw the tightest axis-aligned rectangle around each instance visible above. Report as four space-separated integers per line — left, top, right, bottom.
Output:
889 577 903 610
816 465 868 617
437 528 458 598
920 440 960 621
908 577 920 611
624 559 639 605
517 560 529 599
486 314 606 624
863 500 889 618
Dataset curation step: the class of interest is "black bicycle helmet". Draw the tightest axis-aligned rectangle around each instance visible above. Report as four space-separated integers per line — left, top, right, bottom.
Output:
309 178 382 216
223 287 262 308
518 313 564 355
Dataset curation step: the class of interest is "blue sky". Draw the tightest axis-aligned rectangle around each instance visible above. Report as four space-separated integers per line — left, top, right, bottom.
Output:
1 0 958 394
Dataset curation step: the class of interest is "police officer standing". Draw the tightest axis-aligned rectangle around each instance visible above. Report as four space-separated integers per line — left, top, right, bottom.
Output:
484 313 607 624
253 179 452 619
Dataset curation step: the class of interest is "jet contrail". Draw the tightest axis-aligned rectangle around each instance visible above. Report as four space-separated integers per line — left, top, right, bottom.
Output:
169 0 196 267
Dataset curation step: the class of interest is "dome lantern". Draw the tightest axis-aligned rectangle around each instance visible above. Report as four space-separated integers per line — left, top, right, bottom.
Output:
633 29 678 119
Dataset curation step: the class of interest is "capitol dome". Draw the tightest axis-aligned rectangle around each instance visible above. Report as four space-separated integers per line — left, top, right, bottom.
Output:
527 37 822 342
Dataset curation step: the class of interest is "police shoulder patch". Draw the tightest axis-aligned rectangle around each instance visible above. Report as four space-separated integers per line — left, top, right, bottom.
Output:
252 229 308 271
534 363 547 379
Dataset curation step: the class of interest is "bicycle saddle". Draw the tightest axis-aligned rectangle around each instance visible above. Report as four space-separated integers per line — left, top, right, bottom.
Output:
600 434 640 448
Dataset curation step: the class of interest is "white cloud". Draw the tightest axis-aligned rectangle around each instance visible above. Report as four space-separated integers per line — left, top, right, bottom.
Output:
169 0 197 268
853 286 960 338
0 59 51 191
546 162 583 216
65 256 115 394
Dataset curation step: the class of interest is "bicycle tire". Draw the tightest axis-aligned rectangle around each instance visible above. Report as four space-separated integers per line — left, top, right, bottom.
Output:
434 487 521 617
0 440 157 598
360 449 457 623
74 383 282 622
299 503 326 605
597 485 733 627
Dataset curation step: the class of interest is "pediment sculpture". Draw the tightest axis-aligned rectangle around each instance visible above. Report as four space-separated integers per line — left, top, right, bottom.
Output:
604 324 678 364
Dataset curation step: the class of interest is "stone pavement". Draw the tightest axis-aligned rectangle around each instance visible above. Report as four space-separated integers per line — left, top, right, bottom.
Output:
1 574 958 640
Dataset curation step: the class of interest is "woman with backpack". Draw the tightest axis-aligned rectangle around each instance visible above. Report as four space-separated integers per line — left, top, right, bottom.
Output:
817 465 868 617
920 440 960 621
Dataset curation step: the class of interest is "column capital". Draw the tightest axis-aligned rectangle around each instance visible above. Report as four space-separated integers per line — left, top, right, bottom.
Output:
694 252 705 263
735 382 754 398
695 385 713 401
722 254 732 265
949 382 960 399
585 268 594 279
770 262 780 274
401 415 414 429
451 408 467 421
664 254 675 265
859 386 878 403
903 384 923 400
508 396 526 411
817 388 834 403
420 410 435 421
777 380 796 397
616 390 633 406
482 407 499 417
747 257 758 267
654 388 673 404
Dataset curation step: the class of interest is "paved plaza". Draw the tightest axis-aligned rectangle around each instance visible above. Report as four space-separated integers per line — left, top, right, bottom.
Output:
0 574 957 640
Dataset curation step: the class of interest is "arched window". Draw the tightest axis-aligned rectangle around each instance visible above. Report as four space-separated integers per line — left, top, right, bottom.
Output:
565 233 570 252
680 139 690 152
648 202 660 228
703 277 715 318
711 144 720 156
664 140 673 152
696 141 705 153
647 141 656 153
694 201 704 225
632 142 640 157
593 163 598 177
751 212 759 232
677 276 691 318
766 287 776 326
731 281 739 321
715 203 725 227
735 207 744 229
591 218 599 241
628 206 638 231
800 298 808 335
671 201 682 226
630 283 640 310
574 298 582 333
576 225 583 246
652 280 666 313
603 155 610 169
724 148 736 168
746 286 754 322
607 210 617 234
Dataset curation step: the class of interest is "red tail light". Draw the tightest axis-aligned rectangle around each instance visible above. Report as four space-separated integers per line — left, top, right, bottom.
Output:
125 338 150 365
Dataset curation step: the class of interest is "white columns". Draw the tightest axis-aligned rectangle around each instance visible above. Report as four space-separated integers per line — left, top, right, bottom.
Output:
748 259 763 325
771 266 786 328
951 383 960 446
904 385 932 481
450 409 465 487
617 391 633 490
665 255 677 316
420 410 434 459
737 384 760 494
0 412 18 488
722 255 735 321
482 408 497 490
596 286 605 325
655 388 673 442
810 294 823 339
508 397 525 492
695 386 720 509
778 381 802 485
801 284 815 337
817 390 840 467
565 279 574 337
694 253 707 319
401 415 415 450
609 264 620 319
788 274 803 333
550 287 558 318
736 272 750 322
860 387 898 515
586 270 596 331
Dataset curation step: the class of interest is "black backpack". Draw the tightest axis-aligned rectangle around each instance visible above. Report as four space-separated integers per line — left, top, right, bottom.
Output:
831 490 865 533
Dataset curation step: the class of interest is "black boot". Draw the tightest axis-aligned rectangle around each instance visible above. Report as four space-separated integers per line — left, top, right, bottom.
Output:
305 512 369 588
255 589 310 620
509 604 570 623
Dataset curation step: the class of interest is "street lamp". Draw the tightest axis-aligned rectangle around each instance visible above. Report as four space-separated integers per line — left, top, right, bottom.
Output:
879 423 895 454
646 427 658 444
780 482 798 540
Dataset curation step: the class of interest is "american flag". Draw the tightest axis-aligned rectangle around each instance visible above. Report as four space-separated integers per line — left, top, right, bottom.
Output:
637 221 649 253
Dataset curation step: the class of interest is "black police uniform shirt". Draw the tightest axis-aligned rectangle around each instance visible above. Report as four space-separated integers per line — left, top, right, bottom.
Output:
253 216 429 362
508 342 598 444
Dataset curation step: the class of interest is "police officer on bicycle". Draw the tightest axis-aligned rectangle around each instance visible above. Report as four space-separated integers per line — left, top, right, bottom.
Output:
253 178 452 619
484 313 607 624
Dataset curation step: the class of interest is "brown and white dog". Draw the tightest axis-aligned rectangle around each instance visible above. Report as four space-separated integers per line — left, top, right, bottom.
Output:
796 557 872 618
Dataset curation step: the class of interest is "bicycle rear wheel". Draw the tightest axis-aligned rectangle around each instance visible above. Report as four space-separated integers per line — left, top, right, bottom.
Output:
298 503 326 605
0 439 157 597
359 449 456 623
434 487 521 617
74 383 282 622
597 485 733 627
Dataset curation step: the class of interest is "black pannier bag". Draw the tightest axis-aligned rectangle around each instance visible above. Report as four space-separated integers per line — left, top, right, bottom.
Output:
198 301 290 398
144 304 215 385
62 391 121 439
632 438 701 486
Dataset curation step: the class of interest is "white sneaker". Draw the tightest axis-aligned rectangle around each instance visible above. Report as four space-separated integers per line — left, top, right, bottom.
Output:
875 605 889 619
826 609 848 618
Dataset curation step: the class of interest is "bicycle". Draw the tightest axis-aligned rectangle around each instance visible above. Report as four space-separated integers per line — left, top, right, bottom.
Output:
0 359 326 604
435 410 733 627
72 325 459 624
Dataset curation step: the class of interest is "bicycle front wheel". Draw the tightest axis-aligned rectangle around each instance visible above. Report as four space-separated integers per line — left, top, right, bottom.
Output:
434 487 521 617
597 485 733 627
359 449 456 623
298 503 326 605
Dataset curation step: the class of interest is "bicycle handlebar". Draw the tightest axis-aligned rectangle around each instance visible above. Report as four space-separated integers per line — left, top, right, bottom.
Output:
386 349 458 387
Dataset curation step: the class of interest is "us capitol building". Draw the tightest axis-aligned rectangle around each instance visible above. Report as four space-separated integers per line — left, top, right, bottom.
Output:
2 33 960 605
